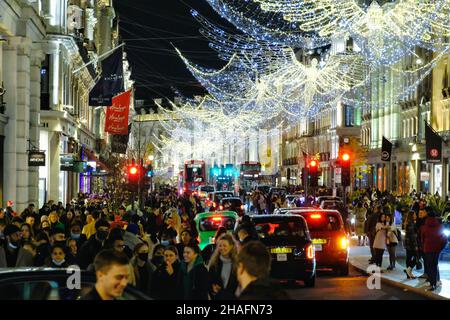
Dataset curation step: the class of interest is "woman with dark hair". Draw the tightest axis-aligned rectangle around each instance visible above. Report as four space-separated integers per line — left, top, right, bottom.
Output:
178 242 210 300
151 246 181 300
385 214 399 270
403 210 418 279
151 244 166 268
208 234 239 300
20 223 34 245
131 242 156 297
46 244 69 268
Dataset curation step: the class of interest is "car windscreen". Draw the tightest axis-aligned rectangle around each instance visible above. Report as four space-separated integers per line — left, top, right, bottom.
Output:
214 193 233 202
253 217 307 239
199 216 236 232
303 213 342 232
221 199 242 207
201 186 215 193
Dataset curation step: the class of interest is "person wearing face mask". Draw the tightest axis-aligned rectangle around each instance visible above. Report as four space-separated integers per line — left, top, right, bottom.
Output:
151 246 181 300
68 221 87 248
46 244 69 268
49 227 68 248
0 224 34 267
131 243 156 296
77 219 110 270
151 244 166 268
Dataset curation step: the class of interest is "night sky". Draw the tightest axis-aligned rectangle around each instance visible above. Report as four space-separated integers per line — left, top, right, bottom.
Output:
114 0 233 102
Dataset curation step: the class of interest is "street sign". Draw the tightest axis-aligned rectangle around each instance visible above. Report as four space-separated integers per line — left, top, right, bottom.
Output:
335 167 342 184
28 151 45 166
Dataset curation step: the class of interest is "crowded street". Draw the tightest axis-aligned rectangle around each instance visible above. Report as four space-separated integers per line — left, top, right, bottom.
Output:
0 0 450 305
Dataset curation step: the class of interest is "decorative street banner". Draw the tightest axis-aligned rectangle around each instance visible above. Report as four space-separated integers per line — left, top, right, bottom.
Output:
425 122 443 163
89 48 124 106
105 90 131 135
28 151 45 166
111 124 131 154
381 136 392 162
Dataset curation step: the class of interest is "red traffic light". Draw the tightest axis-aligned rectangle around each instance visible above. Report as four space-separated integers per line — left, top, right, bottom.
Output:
128 166 138 175
342 153 350 161
309 160 317 167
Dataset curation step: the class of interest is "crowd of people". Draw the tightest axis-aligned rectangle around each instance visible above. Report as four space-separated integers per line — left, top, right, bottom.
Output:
350 188 448 292
0 189 289 300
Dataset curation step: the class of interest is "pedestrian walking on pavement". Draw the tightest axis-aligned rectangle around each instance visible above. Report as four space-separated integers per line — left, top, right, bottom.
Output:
403 210 418 279
416 207 429 279
366 205 381 264
420 211 448 291
354 202 367 246
130 242 156 297
373 213 389 269
236 241 290 300
385 214 399 270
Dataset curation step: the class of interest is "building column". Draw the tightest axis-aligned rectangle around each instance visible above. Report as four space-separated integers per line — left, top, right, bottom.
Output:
48 131 60 202
2 37 20 209
29 47 45 207
15 38 32 212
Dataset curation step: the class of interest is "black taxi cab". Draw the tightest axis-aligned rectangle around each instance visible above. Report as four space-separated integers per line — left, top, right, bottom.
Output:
248 214 316 287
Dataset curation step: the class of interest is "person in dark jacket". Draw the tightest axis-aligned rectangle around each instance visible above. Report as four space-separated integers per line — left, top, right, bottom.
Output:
416 208 429 279
208 234 239 300
178 242 210 300
420 213 448 291
46 244 70 268
237 241 290 300
403 210 418 279
77 219 110 269
131 242 156 297
366 205 381 264
151 246 181 300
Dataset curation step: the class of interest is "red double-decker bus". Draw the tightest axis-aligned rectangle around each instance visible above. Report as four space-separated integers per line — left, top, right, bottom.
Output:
181 160 206 195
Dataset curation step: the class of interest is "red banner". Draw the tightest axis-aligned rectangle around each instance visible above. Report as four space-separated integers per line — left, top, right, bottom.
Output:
105 90 131 135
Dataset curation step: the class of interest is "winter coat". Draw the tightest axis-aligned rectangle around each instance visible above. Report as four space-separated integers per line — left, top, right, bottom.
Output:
178 255 210 300
0 243 35 268
151 261 182 300
77 236 104 270
131 257 156 297
354 207 367 236
238 278 290 300
404 221 418 251
373 222 387 250
208 257 239 300
420 217 448 253
366 212 379 237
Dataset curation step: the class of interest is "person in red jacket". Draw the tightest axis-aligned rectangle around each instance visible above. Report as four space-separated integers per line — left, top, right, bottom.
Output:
420 210 448 291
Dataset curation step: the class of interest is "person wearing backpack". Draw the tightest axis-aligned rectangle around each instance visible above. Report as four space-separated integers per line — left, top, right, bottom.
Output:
385 214 399 270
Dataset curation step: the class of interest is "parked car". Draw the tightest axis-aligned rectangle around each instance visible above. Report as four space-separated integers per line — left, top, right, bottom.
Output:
0 268 151 300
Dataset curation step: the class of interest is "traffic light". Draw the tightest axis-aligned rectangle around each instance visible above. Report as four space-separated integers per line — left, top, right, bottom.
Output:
127 164 140 184
146 163 154 177
341 152 351 187
308 160 318 187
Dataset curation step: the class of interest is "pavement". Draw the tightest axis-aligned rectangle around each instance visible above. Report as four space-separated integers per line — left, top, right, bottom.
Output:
349 237 450 300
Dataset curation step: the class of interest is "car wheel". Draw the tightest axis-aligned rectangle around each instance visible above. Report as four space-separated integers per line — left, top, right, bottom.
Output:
304 273 316 288
337 263 349 276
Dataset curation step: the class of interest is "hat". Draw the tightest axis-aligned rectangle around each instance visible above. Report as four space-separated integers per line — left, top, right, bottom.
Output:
126 223 139 235
4 224 21 237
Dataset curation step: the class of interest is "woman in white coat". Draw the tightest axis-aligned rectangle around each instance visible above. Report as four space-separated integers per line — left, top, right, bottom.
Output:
373 213 389 268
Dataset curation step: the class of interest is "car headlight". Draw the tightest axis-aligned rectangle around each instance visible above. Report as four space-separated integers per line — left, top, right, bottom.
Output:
444 229 450 237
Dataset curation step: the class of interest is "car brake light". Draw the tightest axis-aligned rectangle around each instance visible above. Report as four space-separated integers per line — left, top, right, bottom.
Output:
340 237 349 250
219 205 224 210
306 244 314 259
213 202 217 208
310 214 322 219
212 217 222 222
240 205 245 210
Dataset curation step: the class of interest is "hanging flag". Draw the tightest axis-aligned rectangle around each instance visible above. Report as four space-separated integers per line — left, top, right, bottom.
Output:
425 122 443 163
105 90 131 135
89 48 124 106
381 136 392 161
111 124 131 154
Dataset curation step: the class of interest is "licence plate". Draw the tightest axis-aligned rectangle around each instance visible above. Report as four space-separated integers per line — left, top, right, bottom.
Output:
270 247 292 254
312 239 327 244
277 253 288 261
314 244 323 251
